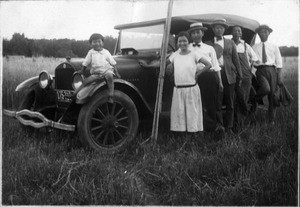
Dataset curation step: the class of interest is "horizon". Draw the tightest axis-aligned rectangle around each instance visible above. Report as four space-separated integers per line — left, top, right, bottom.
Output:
3 32 299 48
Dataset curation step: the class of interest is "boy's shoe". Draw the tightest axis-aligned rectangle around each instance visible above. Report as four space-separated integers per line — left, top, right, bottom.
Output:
108 96 114 103
70 93 77 100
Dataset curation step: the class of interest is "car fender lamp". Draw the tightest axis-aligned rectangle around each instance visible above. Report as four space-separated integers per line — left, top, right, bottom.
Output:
72 72 85 90
39 70 53 89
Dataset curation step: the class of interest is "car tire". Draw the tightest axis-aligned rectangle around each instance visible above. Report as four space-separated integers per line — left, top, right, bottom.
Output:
77 90 139 153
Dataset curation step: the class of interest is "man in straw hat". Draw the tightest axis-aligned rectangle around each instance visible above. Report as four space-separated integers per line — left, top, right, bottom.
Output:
252 24 283 125
188 22 223 133
206 18 242 135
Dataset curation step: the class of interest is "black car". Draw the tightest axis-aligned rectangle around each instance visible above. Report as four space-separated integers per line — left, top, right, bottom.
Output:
4 13 260 153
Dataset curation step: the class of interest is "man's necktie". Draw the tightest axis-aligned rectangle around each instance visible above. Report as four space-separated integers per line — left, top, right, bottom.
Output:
216 37 222 41
262 42 267 63
193 43 201 47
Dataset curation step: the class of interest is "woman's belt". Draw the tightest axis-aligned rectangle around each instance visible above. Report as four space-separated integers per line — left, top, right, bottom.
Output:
174 83 197 88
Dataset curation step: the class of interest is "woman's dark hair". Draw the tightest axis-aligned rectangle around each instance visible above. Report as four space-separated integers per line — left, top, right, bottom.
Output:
89 33 104 44
176 31 191 44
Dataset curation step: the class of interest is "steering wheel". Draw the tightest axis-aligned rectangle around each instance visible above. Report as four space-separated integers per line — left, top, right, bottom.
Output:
121 48 138 55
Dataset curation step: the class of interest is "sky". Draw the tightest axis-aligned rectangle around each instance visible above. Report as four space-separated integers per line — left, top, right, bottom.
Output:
0 0 299 47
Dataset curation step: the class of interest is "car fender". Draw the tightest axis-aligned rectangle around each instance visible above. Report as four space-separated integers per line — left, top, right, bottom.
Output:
76 79 152 115
15 76 39 92
14 76 57 113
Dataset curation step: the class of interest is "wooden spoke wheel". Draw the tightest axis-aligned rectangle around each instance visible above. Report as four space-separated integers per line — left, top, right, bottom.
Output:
77 90 139 153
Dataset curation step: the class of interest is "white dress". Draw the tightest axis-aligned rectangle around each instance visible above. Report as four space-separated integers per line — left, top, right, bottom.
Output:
169 50 203 132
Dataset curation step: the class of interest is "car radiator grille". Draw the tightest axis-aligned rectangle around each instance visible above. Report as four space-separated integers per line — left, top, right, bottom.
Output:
55 67 75 115
55 67 74 90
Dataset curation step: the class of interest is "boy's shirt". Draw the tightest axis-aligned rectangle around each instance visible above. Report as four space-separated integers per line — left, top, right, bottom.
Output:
83 48 116 74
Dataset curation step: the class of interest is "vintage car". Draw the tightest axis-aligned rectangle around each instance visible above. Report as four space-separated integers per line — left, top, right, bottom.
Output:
4 13 260 153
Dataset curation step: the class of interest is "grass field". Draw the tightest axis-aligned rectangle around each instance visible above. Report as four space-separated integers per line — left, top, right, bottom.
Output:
2 56 298 205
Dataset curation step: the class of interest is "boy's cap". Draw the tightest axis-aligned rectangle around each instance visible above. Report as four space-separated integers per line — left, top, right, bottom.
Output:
89 33 104 43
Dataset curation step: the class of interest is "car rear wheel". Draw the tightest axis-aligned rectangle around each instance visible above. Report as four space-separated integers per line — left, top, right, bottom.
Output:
77 90 139 153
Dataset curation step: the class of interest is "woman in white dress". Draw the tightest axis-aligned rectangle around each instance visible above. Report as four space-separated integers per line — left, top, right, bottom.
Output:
168 31 212 133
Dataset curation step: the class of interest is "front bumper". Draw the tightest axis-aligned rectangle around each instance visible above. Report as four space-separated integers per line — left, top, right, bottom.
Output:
3 109 75 131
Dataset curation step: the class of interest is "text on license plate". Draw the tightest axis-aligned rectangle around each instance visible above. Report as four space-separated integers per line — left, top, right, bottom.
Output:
56 90 74 102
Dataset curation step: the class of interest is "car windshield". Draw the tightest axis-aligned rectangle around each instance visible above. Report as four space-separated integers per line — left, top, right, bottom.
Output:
120 24 164 51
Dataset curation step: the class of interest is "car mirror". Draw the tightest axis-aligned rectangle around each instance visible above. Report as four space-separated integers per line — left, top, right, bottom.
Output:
116 50 122 55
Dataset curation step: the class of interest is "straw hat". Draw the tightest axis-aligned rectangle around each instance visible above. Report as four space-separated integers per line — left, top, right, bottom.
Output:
211 18 229 29
255 24 273 33
188 22 208 33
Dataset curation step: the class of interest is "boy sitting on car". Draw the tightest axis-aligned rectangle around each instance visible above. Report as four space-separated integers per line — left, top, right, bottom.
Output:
75 33 121 103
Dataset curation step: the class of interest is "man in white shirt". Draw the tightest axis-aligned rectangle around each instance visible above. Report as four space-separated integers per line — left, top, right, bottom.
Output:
252 25 283 124
188 22 223 132
232 25 258 126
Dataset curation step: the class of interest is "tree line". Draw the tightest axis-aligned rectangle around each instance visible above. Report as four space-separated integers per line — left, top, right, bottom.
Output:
2 33 299 58
3 33 117 58
279 46 298 57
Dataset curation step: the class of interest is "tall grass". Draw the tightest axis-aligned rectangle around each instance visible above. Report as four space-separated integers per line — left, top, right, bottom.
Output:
2 57 63 109
2 57 298 205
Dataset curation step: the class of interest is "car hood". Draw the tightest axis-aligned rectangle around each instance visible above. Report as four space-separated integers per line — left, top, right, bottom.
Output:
66 55 141 72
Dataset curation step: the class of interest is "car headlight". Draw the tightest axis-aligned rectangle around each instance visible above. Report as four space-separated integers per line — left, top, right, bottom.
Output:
72 72 85 90
39 70 53 89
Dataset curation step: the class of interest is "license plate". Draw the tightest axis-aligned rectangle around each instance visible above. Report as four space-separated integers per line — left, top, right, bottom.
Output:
56 90 74 102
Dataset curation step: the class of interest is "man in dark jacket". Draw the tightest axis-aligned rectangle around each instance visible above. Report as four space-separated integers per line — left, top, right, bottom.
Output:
206 18 242 134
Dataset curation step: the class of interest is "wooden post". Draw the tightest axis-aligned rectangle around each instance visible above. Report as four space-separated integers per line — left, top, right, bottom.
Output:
151 0 174 145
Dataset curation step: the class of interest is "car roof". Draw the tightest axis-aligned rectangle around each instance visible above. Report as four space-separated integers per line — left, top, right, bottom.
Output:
114 13 260 33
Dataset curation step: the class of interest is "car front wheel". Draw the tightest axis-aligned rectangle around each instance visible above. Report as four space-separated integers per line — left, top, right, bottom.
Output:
77 90 139 153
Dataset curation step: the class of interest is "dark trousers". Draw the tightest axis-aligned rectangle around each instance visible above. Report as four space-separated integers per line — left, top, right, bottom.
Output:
216 70 235 129
234 77 252 127
198 71 219 131
235 77 252 115
255 66 277 121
